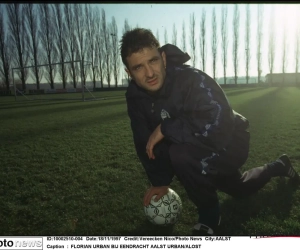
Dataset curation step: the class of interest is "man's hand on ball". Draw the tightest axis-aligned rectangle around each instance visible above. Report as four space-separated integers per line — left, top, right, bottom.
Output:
144 186 169 206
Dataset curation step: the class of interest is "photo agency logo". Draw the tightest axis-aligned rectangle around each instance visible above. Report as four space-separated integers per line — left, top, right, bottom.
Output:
0 238 43 250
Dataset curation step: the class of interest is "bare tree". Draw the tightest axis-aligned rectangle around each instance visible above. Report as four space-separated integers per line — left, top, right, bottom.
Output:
257 4 263 84
245 4 250 85
64 4 79 88
95 7 105 88
39 4 58 89
189 13 196 67
172 23 177 46
199 9 206 71
24 4 43 90
232 4 240 85
111 17 120 87
101 8 112 88
221 5 228 85
0 6 12 90
282 18 288 85
211 7 217 80
123 19 131 34
156 29 160 44
85 4 98 89
53 4 68 88
181 20 186 52
268 6 275 85
122 19 131 85
74 4 89 87
164 28 168 44
7 3 29 90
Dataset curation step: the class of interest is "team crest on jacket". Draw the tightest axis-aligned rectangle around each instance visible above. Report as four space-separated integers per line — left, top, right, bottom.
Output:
161 109 171 120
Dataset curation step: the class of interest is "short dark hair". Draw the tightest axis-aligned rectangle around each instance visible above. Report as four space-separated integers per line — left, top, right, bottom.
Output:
120 28 160 67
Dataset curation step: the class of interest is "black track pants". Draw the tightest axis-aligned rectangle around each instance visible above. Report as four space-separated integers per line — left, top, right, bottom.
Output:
168 143 272 209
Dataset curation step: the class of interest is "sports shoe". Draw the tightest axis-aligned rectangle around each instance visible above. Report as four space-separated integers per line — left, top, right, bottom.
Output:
192 216 221 236
268 154 300 182
278 154 300 181
193 223 215 236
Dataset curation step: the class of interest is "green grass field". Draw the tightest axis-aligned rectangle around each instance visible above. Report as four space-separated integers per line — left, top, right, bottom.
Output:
1 87 300 236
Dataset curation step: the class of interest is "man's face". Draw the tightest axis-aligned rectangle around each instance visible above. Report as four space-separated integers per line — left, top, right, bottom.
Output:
125 47 167 93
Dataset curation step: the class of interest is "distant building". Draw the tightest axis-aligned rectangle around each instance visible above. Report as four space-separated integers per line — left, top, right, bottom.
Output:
265 73 300 86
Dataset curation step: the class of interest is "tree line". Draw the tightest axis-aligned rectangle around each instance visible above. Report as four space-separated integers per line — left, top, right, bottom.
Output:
0 3 126 90
161 5 299 85
0 4 300 91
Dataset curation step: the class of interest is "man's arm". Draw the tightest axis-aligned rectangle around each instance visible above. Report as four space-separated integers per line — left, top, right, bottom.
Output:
126 97 174 187
161 70 235 152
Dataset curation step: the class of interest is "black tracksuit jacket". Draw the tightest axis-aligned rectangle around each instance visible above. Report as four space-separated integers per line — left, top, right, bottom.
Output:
125 44 250 186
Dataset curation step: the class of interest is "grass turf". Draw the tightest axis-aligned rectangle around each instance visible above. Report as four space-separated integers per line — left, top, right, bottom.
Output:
0 87 299 236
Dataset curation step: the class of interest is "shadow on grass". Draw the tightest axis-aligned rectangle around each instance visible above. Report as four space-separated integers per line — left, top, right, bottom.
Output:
233 86 282 115
0 109 129 144
1 98 126 121
0 99 81 110
217 178 299 236
0 95 125 111
223 87 254 92
225 87 268 97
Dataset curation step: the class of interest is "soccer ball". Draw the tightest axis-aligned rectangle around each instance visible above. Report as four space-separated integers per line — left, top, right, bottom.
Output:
144 188 182 226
